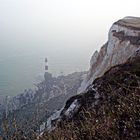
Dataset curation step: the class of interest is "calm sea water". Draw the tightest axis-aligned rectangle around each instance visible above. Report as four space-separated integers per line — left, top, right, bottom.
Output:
0 51 43 97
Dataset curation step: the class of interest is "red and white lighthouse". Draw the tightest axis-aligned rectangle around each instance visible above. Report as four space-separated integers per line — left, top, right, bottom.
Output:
45 58 48 72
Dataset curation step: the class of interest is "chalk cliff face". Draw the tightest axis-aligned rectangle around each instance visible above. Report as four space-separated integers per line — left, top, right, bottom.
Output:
79 16 140 93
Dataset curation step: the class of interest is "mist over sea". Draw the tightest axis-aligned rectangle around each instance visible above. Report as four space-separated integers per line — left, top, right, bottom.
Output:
0 21 107 98
0 45 92 97
0 26 106 97
1 0 140 98
0 0 109 97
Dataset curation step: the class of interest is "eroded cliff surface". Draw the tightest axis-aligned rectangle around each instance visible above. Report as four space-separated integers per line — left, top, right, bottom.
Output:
79 16 140 93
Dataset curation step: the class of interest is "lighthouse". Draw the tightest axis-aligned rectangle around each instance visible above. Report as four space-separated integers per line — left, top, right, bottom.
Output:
44 57 52 81
45 58 48 72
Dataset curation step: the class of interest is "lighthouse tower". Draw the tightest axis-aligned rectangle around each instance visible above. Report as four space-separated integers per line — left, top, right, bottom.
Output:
44 57 52 81
45 58 48 72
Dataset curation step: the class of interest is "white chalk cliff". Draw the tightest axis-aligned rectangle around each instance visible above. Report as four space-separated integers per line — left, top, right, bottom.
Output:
78 16 140 93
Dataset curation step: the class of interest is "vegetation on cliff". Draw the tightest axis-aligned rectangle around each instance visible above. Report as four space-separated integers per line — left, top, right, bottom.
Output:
40 54 140 140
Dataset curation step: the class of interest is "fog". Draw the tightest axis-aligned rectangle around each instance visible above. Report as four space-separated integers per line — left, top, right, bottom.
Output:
0 0 140 96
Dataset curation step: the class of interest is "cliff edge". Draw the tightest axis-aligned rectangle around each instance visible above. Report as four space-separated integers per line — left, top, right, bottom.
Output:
78 16 140 93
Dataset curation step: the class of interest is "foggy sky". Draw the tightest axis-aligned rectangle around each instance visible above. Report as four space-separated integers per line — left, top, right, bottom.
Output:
1 0 140 68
